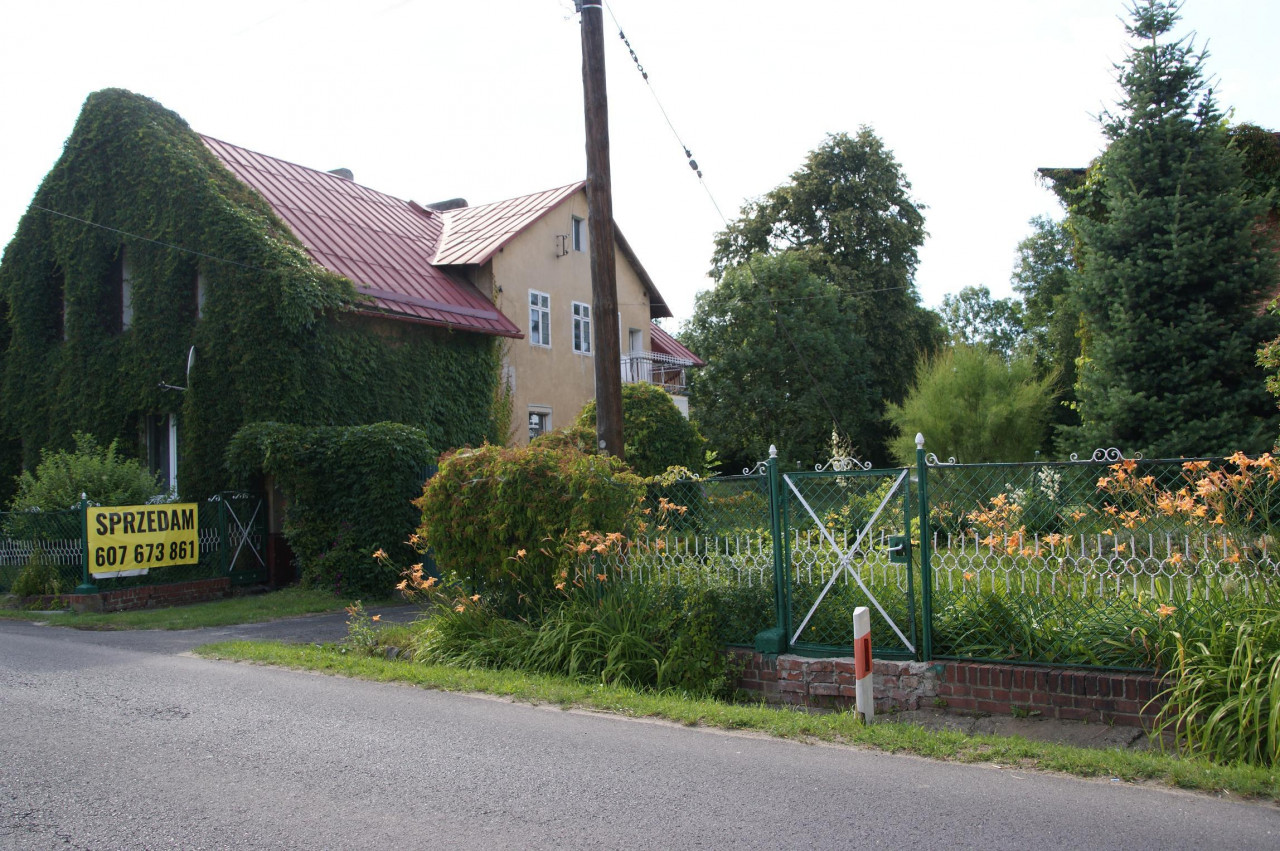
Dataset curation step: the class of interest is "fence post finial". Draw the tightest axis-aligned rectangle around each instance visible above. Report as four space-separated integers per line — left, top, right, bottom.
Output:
769 444 777 458
915 433 924 450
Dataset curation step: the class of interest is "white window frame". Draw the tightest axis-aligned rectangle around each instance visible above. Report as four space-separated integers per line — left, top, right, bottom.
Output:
121 248 134 330
571 216 585 252
196 270 207 319
572 301 592 355
147 413 179 497
528 407 551 442
529 290 550 347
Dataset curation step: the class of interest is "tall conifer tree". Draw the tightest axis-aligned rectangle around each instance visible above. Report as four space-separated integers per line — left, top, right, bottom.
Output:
1068 0 1278 456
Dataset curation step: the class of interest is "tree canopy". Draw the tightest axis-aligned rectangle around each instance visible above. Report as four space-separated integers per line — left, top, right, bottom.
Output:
938 285 1024 360
701 129 943 464
1065 0 1279 457
682 252 875 472
887 346 1055 466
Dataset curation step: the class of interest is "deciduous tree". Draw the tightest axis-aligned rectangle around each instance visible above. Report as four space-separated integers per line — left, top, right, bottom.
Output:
682 252 875 472
708 129 943 462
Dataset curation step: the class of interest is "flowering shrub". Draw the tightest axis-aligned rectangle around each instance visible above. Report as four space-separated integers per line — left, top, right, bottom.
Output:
414 442 644 616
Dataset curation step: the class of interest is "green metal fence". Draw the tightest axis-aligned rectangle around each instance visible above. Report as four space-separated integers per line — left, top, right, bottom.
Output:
596 471 776 647
0 492 267 597
591 442 1280 672
922 450 1280 671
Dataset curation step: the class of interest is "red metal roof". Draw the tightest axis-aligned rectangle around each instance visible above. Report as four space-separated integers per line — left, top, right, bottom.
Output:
201 136 521 338
434 183 672 319
433 182 585 266
649 322 705 367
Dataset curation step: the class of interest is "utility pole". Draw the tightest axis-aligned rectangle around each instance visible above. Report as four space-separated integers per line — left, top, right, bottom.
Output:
578 0 624 461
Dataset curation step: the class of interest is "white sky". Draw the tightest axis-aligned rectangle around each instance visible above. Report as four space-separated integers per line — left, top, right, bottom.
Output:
3 0 1278 326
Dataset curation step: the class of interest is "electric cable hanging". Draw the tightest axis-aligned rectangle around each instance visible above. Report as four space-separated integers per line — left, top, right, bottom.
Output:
602 2 861 453
30 205 274 274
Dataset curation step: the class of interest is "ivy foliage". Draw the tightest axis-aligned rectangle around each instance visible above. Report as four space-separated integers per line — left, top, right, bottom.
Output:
574 382 706 477
415 443 644 616
226 422 435 596
0 89 499 500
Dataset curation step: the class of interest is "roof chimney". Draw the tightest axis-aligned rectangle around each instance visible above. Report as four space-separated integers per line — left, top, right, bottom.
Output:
327 168 354 180
425 198 468 211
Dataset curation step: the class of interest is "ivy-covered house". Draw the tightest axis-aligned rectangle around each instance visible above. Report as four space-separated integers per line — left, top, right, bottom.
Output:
0 87 702 506
0 88 521 502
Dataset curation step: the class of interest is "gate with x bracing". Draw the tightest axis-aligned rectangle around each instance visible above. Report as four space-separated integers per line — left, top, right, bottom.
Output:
776 460 921 659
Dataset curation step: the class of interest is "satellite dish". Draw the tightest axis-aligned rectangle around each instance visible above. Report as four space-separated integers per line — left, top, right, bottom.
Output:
158 346 197 393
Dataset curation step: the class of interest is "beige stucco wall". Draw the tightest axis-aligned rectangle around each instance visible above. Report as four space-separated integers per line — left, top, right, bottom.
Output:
476 189 654 445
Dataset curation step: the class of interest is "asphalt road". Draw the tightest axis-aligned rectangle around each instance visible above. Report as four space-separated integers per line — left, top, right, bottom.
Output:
1 617 1277 850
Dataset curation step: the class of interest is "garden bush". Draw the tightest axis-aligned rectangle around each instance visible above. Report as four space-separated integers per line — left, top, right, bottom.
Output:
575 382 706 477
1155 609 1280 767
415 442 644 615
227 421 435 596
9 432 164 511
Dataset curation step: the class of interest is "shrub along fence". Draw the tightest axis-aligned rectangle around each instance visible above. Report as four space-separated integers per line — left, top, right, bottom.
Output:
589 441 1279 675
0 492 266 600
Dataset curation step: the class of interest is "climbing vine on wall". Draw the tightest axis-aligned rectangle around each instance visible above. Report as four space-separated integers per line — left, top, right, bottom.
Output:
0 89 500 500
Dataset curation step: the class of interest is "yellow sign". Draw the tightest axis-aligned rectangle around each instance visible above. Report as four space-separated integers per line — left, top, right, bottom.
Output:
87 504 199 575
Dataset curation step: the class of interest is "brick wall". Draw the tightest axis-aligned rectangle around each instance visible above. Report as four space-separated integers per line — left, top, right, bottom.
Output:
936 662 1165 728
34 578 233 613
732 649 1166 728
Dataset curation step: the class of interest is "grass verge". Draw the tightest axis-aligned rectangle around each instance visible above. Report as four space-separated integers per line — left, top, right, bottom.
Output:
0 588 360 630
194 639 1280 801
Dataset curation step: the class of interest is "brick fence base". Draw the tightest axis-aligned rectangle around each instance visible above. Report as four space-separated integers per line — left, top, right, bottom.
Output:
22 577 232 614
733 649 1166 728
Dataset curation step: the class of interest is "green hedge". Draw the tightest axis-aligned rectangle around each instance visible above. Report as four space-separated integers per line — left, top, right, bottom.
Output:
575 382 705 477
227 422 435 595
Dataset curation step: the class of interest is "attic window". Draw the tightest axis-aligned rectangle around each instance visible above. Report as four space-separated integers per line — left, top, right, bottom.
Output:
571 216 585 252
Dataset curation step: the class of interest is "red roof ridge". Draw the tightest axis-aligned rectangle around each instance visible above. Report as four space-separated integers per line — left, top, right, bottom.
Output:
433 181 586 266
200 134 521 339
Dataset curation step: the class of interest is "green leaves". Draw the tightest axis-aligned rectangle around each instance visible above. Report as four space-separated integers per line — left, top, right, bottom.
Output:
887 345 1055 465
415 443 644 616
699 129 941 466
227 422 435 596
1066 3 1279 457
575 382 705 477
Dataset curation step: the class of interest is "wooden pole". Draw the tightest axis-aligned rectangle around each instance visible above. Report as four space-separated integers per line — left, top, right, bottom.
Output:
579 0 624 461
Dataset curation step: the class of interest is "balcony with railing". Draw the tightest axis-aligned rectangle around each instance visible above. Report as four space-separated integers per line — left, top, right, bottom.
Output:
621 351 694 414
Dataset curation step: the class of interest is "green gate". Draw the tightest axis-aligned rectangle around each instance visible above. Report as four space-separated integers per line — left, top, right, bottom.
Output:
779 463 919 658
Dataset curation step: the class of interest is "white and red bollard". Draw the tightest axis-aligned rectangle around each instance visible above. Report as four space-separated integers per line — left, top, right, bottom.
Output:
853 606 874 723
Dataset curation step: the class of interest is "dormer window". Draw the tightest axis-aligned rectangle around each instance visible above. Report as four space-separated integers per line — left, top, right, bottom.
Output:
571 216 585 253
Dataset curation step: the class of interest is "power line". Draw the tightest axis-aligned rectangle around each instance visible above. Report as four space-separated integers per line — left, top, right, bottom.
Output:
602 3 860 452
30 205 273 273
